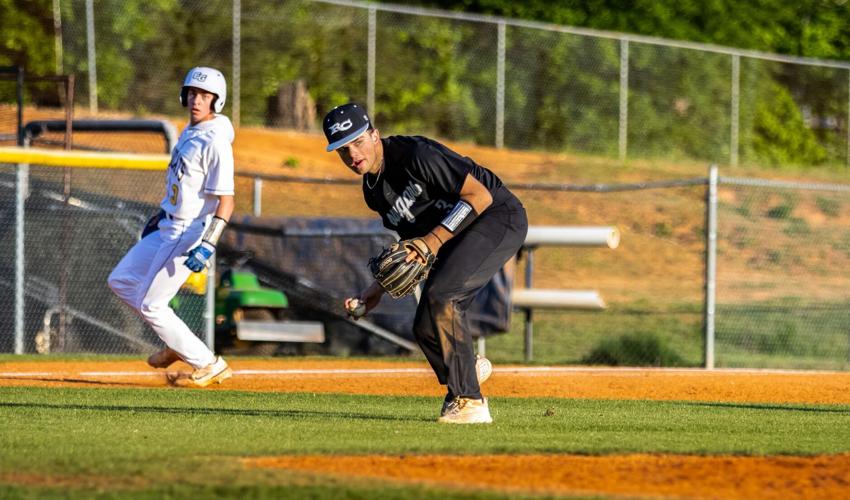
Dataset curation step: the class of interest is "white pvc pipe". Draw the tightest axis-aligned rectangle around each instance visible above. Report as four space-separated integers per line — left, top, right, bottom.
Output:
619 39 628 162
512 289 606 309
524 226 620 248
85 0 97 114
704 164 718 369
14 162 28 354
367 7 376 114
205 257 216 351
232 0 241 128
495 21 505 149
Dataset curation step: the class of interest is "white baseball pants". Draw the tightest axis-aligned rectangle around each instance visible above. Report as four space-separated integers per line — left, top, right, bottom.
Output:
108 216 215 369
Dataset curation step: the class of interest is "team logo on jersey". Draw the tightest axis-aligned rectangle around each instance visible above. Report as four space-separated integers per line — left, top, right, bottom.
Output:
168 154 187 180
329 119 353 135
386 181 423 226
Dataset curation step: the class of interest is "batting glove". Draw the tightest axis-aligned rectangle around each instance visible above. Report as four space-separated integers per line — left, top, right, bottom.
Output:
184 242 215 272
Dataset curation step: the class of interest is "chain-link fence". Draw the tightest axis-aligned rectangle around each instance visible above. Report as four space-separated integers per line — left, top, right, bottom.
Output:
2 160 848 367
53 0 850 169
233 170 850 369
714 177 850 369
0 159 209 355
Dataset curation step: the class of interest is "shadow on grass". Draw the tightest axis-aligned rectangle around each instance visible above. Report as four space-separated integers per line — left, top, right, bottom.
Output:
681 400 850 414
0 401 432 422
0 376 147 387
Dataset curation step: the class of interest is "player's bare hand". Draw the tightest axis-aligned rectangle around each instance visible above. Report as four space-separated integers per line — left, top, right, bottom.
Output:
344 297 367 319
348 282 384 320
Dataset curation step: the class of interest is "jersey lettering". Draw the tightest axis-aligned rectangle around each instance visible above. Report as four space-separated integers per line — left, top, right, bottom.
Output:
434 199 454 211
168 156 186 181
386 181 423 227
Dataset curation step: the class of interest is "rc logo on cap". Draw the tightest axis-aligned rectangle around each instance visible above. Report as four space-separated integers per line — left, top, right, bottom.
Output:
192 72 208 82
329 119 353 135
323 103 371 152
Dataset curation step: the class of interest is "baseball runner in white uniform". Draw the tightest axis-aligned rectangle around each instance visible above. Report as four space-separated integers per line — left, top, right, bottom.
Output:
108 66 234 387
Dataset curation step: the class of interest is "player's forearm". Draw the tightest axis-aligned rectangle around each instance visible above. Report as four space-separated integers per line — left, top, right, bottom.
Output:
425 174 492 250
214 194 234 222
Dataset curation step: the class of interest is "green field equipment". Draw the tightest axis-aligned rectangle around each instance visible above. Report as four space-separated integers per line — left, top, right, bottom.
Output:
215 268 325 355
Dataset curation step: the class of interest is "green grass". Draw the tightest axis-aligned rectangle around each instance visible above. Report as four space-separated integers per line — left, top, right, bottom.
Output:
484 298 850 370
716 300 850 369
486 306 704 366
1 387 849 498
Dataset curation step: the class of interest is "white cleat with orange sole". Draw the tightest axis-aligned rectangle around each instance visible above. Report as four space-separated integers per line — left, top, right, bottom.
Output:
440 355 494 417
188 356 232 387
438 397 493 424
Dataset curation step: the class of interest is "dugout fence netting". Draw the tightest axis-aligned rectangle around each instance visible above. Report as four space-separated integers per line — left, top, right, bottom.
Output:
0 154 211 355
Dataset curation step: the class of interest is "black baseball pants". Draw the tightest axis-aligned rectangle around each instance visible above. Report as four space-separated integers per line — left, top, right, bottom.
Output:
412 196 528 400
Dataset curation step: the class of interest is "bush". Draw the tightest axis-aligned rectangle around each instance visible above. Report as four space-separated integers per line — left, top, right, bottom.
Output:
581 331 686 367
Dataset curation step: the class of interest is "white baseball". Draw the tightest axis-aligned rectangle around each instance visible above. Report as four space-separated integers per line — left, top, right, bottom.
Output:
346 298 366 318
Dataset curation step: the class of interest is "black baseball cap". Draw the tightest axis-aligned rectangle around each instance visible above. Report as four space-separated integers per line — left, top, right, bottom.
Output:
323 103 371 152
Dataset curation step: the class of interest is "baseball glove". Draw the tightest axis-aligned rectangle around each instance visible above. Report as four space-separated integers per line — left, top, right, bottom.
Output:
369 238 436 299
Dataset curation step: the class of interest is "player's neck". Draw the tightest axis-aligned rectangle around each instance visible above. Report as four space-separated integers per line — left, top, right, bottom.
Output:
190 113 216 126
366 159 384 190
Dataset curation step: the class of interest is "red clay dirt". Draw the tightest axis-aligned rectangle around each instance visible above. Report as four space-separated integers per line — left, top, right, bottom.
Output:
2 358 850 498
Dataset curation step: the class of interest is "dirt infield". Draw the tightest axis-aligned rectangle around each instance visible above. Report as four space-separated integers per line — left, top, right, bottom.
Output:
2 358 850 498
245 453 850 499
2 358 850 404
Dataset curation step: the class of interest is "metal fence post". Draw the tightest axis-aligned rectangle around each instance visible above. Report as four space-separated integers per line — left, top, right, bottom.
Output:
704 164 718 369
85 0 97 113
253 176 263 216
16 66 23 146
53 0 63 74
205 258 216 351
367 7 376 114
495 21 505 149
618 39 629 162
524 247 535 362
232 0 241 128
14 161 28 354
730 55 740 167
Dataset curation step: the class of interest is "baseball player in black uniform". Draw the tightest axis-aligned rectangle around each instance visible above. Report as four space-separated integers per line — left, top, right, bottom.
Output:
323 103 528 424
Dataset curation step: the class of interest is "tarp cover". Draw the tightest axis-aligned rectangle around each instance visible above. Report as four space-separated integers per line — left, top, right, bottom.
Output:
222 215 515 341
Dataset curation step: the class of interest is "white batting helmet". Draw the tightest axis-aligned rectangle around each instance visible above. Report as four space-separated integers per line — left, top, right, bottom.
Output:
179 67 227 113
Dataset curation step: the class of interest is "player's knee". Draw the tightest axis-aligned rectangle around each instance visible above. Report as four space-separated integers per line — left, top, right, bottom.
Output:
138 301 164 322
107 272 131 300
423 294 457 325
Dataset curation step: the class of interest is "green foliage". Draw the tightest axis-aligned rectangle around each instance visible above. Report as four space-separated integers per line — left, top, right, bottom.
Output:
815 196 840 217
653 221 673 237
581 331 687 367
716 299 850 368
782 218 810 237
0 0 55 75
6 0 850 169
746 79 827 167
765 192 798 219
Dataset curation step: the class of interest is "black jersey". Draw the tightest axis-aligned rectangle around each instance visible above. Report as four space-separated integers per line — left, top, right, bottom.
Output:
363 135 511 239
